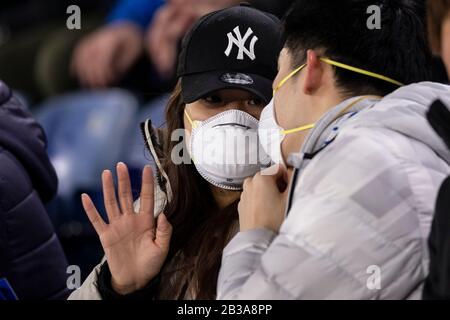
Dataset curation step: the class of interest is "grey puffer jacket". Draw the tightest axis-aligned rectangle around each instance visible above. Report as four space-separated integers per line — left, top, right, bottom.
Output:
217 82 450 300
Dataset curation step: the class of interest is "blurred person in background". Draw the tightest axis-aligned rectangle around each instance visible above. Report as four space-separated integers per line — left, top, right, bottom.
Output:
72 0 294 92
70 0 165 93
0 0 113 103
421 0 450 300
423 99 450 300
0 80 69 299
428 0 450 80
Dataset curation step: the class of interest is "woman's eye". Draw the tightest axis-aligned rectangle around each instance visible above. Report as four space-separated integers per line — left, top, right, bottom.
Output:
203 95 222 104
248 98 263 106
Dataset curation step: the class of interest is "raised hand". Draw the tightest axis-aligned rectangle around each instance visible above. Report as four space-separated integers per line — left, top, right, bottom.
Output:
71 23 143 88
81 162 172 295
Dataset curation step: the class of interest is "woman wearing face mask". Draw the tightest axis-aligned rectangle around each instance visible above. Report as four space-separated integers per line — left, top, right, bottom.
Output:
68 4 282 300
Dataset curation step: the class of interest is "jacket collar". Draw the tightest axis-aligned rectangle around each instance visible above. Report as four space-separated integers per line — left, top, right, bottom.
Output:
140 119 173 202
288 95 382 168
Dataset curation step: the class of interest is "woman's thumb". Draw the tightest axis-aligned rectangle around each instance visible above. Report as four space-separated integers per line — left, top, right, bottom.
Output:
155 213 172 249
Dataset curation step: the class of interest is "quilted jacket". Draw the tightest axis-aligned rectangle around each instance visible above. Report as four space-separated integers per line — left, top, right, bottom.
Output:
0 80 69 299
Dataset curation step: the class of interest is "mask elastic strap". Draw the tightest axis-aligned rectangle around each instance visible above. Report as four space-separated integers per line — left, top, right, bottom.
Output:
274 64 306 94
183 108 197 164
184 109 197 129
281 95 382 136
320 58 404 87
274 58 403 95
282 123 315 135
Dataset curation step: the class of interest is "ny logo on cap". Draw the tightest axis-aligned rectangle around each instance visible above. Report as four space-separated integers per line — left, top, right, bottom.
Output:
224 26 258 61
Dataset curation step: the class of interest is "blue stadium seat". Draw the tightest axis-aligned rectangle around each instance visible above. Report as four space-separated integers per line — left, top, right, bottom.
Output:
36 89 138 197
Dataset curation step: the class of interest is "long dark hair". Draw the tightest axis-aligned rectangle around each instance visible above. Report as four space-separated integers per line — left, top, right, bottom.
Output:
152 80 239 299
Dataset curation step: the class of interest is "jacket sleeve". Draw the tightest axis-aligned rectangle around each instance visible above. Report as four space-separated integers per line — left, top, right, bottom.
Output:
0 151 69 300
97 261 161 299
68 260 104 300
107 0 164 30
217 128 435 300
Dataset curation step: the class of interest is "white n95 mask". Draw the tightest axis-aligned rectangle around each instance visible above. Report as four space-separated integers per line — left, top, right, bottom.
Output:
185 109 270 190
258 98 314 165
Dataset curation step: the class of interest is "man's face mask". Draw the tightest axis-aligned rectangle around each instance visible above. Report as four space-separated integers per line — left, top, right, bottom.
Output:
258 57 404 165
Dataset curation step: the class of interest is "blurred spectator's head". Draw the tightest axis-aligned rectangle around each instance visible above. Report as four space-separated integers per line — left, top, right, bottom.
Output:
427 0 450 76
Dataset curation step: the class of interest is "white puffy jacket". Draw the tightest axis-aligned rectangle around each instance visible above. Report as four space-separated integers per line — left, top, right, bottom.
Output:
217 82 450 300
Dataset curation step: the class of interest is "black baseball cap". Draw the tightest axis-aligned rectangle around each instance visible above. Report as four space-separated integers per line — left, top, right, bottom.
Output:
177 3 283 104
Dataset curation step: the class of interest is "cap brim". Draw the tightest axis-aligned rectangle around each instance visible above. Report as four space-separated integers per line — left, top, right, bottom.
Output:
181 70 273 104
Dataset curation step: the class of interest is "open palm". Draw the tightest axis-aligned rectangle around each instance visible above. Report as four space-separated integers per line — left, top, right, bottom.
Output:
81 163 172 295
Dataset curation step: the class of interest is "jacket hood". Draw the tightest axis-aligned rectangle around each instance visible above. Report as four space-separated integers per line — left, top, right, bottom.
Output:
0 81 57 201
353 82 450 165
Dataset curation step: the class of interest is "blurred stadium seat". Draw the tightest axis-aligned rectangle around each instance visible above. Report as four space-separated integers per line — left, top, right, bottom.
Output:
34 89 138 278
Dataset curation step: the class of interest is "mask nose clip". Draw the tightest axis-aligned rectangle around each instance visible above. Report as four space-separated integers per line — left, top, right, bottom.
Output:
213 123 251 130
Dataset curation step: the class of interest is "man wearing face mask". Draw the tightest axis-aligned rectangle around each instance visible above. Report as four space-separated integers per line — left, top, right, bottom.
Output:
217 0 450 299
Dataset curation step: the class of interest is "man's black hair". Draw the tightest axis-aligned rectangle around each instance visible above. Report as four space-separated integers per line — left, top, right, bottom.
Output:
283 0 432 96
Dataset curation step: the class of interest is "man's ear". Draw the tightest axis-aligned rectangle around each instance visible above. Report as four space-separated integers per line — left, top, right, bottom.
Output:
303 50 323 94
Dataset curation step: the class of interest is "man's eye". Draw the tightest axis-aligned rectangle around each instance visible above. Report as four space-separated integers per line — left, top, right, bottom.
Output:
203 95 222 104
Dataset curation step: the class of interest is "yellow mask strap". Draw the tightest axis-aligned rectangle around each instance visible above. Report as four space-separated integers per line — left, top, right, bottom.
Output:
320 58 404 87
280 95 381 136
272 57 397 137
282 123 315 135
273 64 306 94
184 109 197 129
273 57 403 95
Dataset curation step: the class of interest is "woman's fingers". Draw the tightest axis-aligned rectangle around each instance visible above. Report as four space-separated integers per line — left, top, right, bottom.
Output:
81 193 107 235
116 162 134 215
102 169 121 221
139 165 155 220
